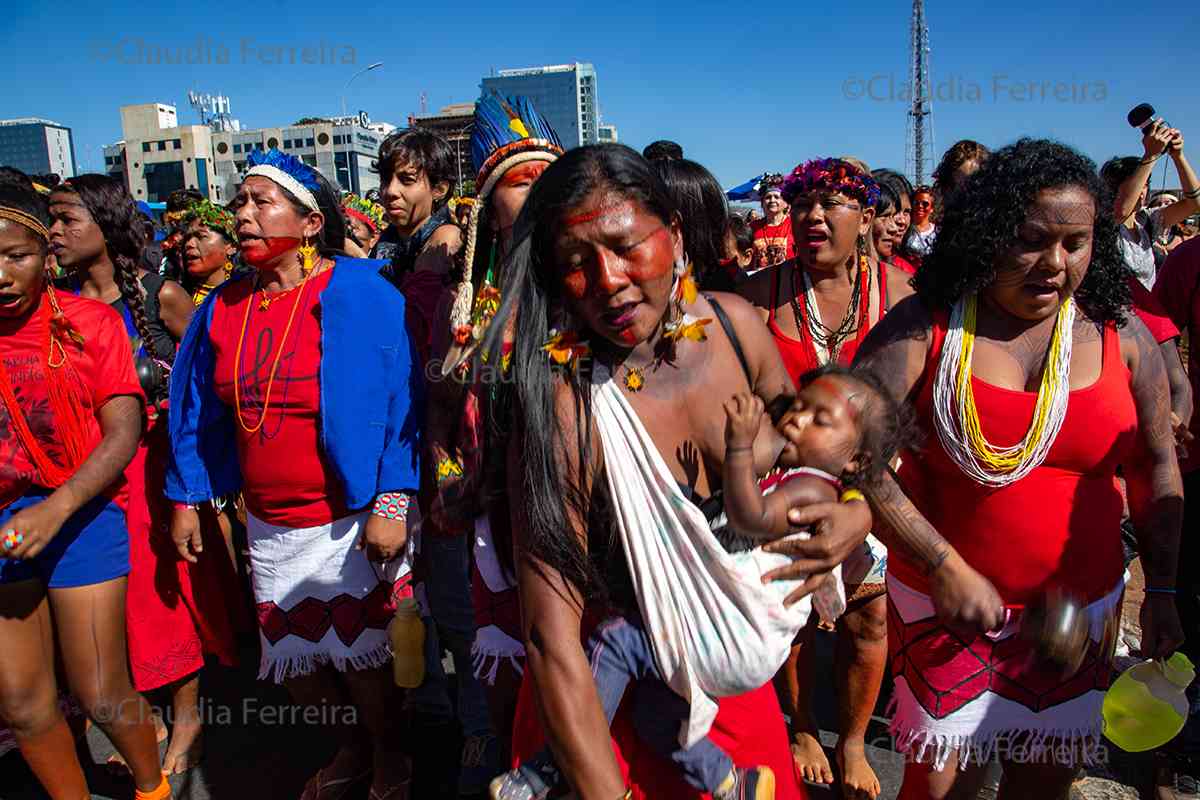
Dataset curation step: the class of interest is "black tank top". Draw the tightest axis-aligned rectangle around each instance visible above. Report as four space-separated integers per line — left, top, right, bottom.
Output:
109 272 177 364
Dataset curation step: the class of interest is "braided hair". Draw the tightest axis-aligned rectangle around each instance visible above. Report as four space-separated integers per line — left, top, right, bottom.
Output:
52 175 155 352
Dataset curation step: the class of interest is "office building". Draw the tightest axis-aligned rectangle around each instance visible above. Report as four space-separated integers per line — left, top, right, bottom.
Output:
103 103 217 203
104 103 391 204
210 120 385 200
0 118 77 178
408 103 475 190
598 123 619 144
480 63 600 148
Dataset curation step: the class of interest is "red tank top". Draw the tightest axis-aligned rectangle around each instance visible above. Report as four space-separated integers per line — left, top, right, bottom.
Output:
768 260 888 386
891 313 1137 603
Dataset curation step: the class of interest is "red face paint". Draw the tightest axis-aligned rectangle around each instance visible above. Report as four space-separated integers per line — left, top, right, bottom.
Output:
498 161 548 188
240 235 301 267
563 200 635 229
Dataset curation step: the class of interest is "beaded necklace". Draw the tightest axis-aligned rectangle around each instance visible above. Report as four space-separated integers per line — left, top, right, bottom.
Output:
789 255 870 364
233 261 322 434
932 293 1075 486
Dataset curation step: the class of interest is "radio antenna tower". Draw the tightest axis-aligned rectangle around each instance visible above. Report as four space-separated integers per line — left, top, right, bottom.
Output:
905 0 934 185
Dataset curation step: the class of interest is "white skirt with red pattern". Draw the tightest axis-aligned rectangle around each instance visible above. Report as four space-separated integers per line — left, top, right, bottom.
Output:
886 573 1123 772
249 509 413 683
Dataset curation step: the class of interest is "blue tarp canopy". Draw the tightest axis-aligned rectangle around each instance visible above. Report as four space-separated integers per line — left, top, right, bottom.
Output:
726 173 769 202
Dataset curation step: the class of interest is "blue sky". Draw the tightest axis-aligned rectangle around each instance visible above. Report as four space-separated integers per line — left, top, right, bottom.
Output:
3 1 1197 189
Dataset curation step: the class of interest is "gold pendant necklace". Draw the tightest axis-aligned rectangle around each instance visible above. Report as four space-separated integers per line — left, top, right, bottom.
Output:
623 366 646 393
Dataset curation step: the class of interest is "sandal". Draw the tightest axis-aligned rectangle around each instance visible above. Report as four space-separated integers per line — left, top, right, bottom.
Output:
299 767 371 800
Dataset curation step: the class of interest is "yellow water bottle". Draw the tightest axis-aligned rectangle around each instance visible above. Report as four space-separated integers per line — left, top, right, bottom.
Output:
390 598 426 688
1102 652 1195 752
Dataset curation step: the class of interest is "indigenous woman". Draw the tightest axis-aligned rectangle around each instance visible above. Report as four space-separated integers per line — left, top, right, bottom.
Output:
739 158 910 799
492 144 872 799
855 138 1183 799
651 158 736 292
425 94 563 777
49 175 242 775
342 193 386 254
180 198 239 305
0 184 169 799
166 149 422 800
871 179 916 277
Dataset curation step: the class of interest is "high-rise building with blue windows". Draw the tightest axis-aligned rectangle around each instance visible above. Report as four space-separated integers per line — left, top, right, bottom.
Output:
0 118 76 178
480 63 601 148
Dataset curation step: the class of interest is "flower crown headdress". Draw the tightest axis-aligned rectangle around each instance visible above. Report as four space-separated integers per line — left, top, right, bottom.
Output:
781 158 880 208
341 193 385 234
181 199 237 241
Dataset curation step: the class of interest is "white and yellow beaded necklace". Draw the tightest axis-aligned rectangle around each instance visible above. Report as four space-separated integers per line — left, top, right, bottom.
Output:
932 293 1075 487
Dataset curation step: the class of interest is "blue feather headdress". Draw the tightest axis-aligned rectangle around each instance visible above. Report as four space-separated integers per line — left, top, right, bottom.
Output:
470 93 563 189
443 93 564 373
244 148 322 212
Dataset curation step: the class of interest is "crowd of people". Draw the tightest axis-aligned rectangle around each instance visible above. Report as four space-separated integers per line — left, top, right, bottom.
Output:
0 93 1199 800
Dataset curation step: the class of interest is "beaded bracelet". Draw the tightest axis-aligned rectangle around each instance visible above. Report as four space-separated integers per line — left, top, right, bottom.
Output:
372 492 412 522
435 457 465 485
1145 587 1177 595
840 488 866 504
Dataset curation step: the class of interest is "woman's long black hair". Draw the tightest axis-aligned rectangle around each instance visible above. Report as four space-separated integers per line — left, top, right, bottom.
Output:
651 158 729 289
913 138 1131 324
479 143 678 597
52 175 156 351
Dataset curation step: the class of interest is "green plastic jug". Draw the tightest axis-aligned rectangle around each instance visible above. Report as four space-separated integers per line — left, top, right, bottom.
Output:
1102 652 1195 753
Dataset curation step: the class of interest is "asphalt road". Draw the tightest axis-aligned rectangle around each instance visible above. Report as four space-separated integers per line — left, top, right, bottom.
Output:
0 570 1169 800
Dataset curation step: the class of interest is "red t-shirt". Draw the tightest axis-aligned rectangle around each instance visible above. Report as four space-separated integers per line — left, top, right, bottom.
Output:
0 293 143 509
1153 237 1200 473
750 216 794 269
1129 276 1179 343
209 269 347 527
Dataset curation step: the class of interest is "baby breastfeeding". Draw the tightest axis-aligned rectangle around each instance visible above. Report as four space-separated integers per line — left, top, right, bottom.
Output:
492 365 906 800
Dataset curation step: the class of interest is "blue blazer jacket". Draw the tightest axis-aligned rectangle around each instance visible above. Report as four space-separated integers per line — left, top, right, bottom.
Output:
164 257 423 511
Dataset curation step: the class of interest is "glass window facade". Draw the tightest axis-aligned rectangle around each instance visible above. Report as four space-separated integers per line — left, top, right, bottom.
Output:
481 64 599 148
144 160 184 203
0 122 75 177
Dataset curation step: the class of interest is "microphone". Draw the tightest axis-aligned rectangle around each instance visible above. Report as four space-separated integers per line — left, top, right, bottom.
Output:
1128 103 1168 133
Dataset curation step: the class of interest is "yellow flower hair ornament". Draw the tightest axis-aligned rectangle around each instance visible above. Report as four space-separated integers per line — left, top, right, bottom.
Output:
542 329 590 371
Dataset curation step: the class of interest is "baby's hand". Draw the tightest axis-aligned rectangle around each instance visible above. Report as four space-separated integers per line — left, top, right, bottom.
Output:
724 393 764 451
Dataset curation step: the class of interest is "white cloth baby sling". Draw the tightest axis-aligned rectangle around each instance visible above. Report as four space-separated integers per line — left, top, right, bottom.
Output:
591 371 826 747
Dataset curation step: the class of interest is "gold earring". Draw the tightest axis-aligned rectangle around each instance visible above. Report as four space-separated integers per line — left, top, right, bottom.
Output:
298 237 316 276
223 260 234 277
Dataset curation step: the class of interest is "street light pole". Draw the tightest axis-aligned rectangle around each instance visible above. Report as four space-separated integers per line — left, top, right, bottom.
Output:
454 122 472 195
341 62 383 119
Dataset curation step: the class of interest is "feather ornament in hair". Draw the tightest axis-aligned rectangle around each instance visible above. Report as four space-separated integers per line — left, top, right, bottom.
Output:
245 148 321 191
